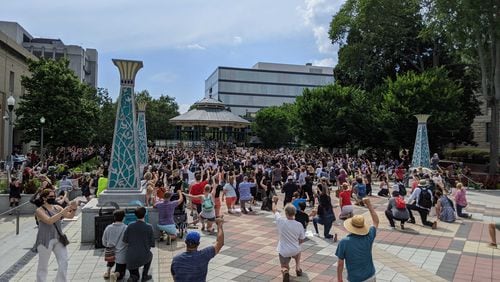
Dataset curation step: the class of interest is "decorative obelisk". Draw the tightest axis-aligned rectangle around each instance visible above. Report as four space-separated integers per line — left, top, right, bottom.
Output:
411 114 431 168
98 59 144 206
137 101 148 171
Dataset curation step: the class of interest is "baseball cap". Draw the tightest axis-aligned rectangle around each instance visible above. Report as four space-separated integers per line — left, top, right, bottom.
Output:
185 231 201 245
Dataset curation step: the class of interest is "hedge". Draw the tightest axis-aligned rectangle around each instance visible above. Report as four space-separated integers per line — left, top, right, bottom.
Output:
443 148 490 164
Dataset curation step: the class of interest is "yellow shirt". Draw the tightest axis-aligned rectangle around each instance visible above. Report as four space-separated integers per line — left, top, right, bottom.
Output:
96 177 108 197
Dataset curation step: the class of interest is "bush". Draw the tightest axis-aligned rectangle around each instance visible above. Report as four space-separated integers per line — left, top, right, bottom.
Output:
444 148 489 164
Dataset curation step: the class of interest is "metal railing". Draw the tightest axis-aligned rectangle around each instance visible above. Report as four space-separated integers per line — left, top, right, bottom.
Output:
0 200 33 235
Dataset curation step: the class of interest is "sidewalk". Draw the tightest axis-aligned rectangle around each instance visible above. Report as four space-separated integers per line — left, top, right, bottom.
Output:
1 189 500 281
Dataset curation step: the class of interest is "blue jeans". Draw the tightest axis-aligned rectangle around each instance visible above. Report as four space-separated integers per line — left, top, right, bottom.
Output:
313 215 334 237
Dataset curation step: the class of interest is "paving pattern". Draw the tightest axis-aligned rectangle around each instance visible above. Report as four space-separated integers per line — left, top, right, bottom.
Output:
4 188 500 281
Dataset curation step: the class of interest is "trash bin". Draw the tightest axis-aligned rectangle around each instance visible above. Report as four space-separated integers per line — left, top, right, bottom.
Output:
94 202 119 249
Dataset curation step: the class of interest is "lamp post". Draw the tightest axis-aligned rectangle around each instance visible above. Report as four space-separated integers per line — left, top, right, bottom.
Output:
6 95 15 169
40 116 45 167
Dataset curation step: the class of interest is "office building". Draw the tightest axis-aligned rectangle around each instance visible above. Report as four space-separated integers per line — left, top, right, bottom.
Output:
205 62 334 116
0 21 98 88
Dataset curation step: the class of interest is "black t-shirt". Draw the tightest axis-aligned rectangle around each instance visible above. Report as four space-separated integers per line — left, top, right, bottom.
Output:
295 210 309 229
283 182 298 199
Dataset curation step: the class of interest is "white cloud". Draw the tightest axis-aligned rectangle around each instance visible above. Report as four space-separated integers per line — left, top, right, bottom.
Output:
0 0 309 53
312 57 335 67
186 43 206 50
149 71 177 83
297 0 341 54
232 36 243 45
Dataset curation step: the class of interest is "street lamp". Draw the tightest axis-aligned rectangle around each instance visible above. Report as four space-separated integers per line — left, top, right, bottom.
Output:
40 116 45 167
6 95 15 169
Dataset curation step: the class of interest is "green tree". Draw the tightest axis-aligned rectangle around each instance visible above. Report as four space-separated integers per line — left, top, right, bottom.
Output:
252 104 296 148
17 58 99 146
381 68 479 153
295 84 373 149
94 88 116 145
136 90 180 141
430 0 499 175
329 0 428 90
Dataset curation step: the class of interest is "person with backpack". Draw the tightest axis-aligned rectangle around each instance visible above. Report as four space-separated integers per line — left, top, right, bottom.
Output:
393 179 407 198
185 184 216 233
385 191 410 230
406 179 437 229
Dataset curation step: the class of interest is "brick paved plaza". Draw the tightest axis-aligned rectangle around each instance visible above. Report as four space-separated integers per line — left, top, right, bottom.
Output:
1 187 499 282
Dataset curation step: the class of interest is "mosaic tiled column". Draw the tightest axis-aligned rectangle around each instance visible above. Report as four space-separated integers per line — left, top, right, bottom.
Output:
98 60 145 208
137 101 148 169
411 114 431 168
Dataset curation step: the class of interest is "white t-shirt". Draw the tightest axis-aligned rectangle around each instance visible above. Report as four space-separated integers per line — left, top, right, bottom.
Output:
274 212 305 257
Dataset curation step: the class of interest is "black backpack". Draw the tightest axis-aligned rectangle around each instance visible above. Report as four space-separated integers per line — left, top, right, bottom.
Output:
398 183 407 197
418 187 432 209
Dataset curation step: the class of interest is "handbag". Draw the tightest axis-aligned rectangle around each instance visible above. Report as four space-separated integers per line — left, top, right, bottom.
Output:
104 227 126 262
42 206 70 246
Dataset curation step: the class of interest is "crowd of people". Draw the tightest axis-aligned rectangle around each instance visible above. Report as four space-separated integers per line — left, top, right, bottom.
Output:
26 145 497 282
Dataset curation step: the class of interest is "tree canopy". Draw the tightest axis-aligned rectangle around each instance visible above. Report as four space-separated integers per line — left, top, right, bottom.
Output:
17 58 100 147
136 90 180 141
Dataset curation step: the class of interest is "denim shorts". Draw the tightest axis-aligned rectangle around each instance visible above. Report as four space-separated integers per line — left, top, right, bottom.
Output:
157 224 177 235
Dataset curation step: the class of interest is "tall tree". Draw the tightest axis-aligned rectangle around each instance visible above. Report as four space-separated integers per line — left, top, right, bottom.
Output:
430 0 500 175
17 58 99 146
252 104 296 148
381 68 479 153
94 88 116 145
295 84 373 149
329 0 428 90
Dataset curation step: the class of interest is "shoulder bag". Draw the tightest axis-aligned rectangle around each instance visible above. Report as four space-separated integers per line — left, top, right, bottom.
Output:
104 226 126 262
42 206 70 246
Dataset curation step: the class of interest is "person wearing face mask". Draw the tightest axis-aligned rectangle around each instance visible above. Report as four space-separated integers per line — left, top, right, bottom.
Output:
34 188 77 282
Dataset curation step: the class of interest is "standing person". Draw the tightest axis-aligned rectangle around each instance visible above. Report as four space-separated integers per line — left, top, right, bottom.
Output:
303 176 315 207
454 182 472 218
212 175 224 218
336 198 379 282
124 207 155 282
385 191 410 230
282 176 298 207
272 196 305 281
102 210 128 282
8 176 22 215
312 188 337 240
34 189 77 282
406 180 437 229
222 175 237 214
79 173 92 203
171 218 224 281
96 169 109 198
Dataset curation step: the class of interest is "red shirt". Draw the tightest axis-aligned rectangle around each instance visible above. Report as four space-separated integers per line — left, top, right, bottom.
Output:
190 180 207 204
339 190 352 207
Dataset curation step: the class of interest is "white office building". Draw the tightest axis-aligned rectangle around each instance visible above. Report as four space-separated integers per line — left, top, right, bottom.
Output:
205 62 334 116
0 21 98 88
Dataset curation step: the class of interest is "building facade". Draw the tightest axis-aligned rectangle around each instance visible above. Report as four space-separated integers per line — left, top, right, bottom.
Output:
467 94 500 154
0 29 38 159
205 62 334 116
0 21 98 88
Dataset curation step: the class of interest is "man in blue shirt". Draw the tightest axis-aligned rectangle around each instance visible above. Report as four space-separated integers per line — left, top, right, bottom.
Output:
335 198 379 282
171 218 224 281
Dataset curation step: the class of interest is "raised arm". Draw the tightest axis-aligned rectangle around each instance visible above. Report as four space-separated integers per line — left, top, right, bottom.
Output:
177 189 184 205
213 217 224 254
362 198 379 228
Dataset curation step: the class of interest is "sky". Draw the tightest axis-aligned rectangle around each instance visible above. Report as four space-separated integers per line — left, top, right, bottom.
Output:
1 0 344 113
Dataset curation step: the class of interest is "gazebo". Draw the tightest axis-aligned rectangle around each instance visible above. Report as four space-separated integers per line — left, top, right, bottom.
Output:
169 97 250 143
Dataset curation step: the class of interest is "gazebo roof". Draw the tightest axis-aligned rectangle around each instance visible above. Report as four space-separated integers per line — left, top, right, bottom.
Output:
169 97 250 128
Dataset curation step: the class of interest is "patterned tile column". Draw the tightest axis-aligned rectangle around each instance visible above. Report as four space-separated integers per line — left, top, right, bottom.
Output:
107 59 143 191
137 101 148 169
411 114 431 168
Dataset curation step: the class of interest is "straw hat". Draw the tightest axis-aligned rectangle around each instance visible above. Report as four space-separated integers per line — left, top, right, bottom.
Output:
344 215 369 235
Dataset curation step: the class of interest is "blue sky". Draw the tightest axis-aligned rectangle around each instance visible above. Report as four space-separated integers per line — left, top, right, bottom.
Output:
1 0 343 113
